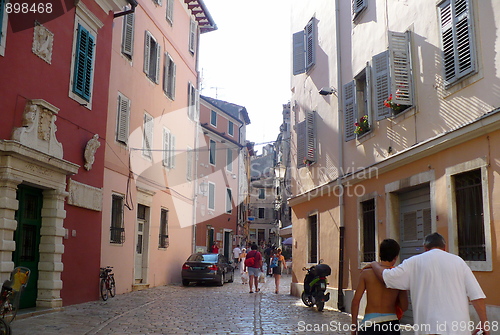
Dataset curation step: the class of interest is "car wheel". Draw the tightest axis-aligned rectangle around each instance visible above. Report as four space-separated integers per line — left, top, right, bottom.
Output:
182 279 190 286
217 273 224 286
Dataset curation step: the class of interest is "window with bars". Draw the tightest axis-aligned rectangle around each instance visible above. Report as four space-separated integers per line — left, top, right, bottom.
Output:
159 208 169 248
454 169 486 261
308 215 318 264
362 199 376 262
111 194 125 244
292 17 316 75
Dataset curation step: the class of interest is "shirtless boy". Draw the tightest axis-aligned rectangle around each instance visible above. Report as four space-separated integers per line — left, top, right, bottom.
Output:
351 239 408 335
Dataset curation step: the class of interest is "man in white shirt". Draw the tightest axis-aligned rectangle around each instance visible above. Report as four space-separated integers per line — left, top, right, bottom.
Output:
232 245 241 268
370 233 489 335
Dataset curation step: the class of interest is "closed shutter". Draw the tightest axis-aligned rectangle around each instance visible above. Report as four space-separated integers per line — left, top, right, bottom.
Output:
121 13 134 58
73 24 94 101
143 113 153 158
343 80 356 141
186 148 193 181
296 120 306 167
292 31 305 75
166 0 174 24
154 43 161 84
116 94 130 144
163 53 176 99
352 0 367 19
389 31 413 106
170 134 176 168
305 19 316 71
188 83 195 120
163 129 170 167
305 111 316 161
144 31 151 76
372 50 391 120
439 0 475 84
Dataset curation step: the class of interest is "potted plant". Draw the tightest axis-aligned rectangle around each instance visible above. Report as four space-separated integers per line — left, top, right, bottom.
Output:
383 91 411 114
354 115 370 136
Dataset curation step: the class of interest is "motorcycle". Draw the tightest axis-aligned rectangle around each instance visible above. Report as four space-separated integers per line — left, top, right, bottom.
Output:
301 262 331 311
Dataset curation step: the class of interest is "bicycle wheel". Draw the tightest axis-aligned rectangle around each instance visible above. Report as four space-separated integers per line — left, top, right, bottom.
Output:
100 278 108 301
108 276 116 297
1 298 17 324
0 318 10 335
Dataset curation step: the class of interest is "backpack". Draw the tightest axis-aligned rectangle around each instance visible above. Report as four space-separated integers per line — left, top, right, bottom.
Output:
270 256 279 268
244 256 255 267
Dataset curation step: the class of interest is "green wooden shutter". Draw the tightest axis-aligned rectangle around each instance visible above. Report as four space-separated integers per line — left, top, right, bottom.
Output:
373 50 391 120
73 24 94 101
389 31 413 106
122 13 134 58
343 81 356 141
292 30 305 75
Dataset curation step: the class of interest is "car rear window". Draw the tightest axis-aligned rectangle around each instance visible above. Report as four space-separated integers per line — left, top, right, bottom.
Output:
187 254 218 263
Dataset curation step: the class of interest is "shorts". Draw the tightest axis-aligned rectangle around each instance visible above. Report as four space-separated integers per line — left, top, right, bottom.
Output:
272 266 282 275
247 267 260 277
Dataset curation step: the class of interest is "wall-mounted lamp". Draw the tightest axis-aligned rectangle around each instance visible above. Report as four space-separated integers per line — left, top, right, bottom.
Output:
319 86 337 96
274 163 286 179
199 181 208 196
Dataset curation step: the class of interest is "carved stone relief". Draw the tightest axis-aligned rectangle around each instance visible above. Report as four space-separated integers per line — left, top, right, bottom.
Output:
32 23 54 64
84 134 100 171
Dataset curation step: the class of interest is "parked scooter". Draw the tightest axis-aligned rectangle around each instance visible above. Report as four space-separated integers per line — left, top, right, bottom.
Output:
301 262 331 311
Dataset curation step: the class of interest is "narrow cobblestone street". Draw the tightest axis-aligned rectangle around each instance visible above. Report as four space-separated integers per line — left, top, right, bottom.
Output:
10 271 356 335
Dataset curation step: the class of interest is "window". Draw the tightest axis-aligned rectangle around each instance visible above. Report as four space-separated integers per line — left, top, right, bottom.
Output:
352 0 367 20
344 67 371 141
144 31 160 83
438 0 476 87
454 169 485 261
210 110 217 127
143 113 153 158
111 194 125 244
361 199 376 262
209 139 216 165
121 13 134 59
189 19 197 54
163 52 176 100
0 0 7 56
226 188 232 214
292 18 316 75
208 182 215 210
186 147 193 181
226 148 233 172
296 111 316 167
308 215 318 263
188 83 197 120
159 208 169 248
162 128 176 168
370 31 414 122
258 208 265 219
153 0 161 6
166 0 174 24
258 189 265 200
228 121 234 136
72 24 95 102
116 93 130 145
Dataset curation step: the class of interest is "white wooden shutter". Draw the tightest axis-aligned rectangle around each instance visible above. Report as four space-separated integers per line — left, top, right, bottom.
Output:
170 134 176 168
186 148 193 181
343 81 356 141
189 19 196 54
389 31 413 106
116 94 130 144
144 31 151 76
305 111 316 161
439 0 475 84
122 13 134 58
166 0 174 24
143 113 153 157
305 19 316 71
163 128 170 167
292 30 305 75
163 53 169 95
373 50 391 120
296 120 306 167
154 43 161 84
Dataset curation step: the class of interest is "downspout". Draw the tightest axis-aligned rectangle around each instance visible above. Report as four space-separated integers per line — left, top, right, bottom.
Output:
335 0 346 312
113 0 138 18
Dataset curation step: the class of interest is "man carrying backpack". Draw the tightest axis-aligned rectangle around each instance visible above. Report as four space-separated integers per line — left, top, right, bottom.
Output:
244 243 263 293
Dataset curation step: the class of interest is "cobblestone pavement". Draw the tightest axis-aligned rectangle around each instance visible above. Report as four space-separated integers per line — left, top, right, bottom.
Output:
11 270 412 335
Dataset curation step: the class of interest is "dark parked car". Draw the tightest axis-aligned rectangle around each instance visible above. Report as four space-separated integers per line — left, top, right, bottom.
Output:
181 253 234 286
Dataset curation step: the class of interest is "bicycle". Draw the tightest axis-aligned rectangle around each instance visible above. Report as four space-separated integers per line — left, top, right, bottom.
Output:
99 266 116 301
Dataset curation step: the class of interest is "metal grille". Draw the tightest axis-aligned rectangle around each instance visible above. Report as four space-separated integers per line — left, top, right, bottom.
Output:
111 195 125 244
20 225 36 262
455 169 486 261
309 215 318 264
362 199 376 262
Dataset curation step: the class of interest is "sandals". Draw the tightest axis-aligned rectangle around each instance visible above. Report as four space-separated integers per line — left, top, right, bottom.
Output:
249 291 254 293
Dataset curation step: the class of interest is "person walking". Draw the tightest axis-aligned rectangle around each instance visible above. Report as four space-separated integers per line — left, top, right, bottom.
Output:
243 243 263 293
351 239 408 334
270 248 287 294
232 245 241 268
239 248 248 284
370 233 489 335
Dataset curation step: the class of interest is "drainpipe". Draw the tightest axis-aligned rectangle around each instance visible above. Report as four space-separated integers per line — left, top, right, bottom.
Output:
335 0 346 312
113 0 138 18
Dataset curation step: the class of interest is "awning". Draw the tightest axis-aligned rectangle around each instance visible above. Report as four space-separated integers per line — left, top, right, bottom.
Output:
282 237 293 245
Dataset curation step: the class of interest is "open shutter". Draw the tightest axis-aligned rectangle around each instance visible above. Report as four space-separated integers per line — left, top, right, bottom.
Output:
186 148 193 181
144 31 151 76
373 50 391 120
189 19 196 54
305 111 316 161
296 120 306 167
163 129 170 167
389 31 413 106
343 81 356 141
0 0 5 38
352 0 367 19
170 62 176 99
83 33 94 100
305 19 316 71
117 94 130 144
154 44 161 84
73 24 94 101
292 31 305 75
143 114 153 158
122 13 134 58
163 54 169 95
166 0 174 24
